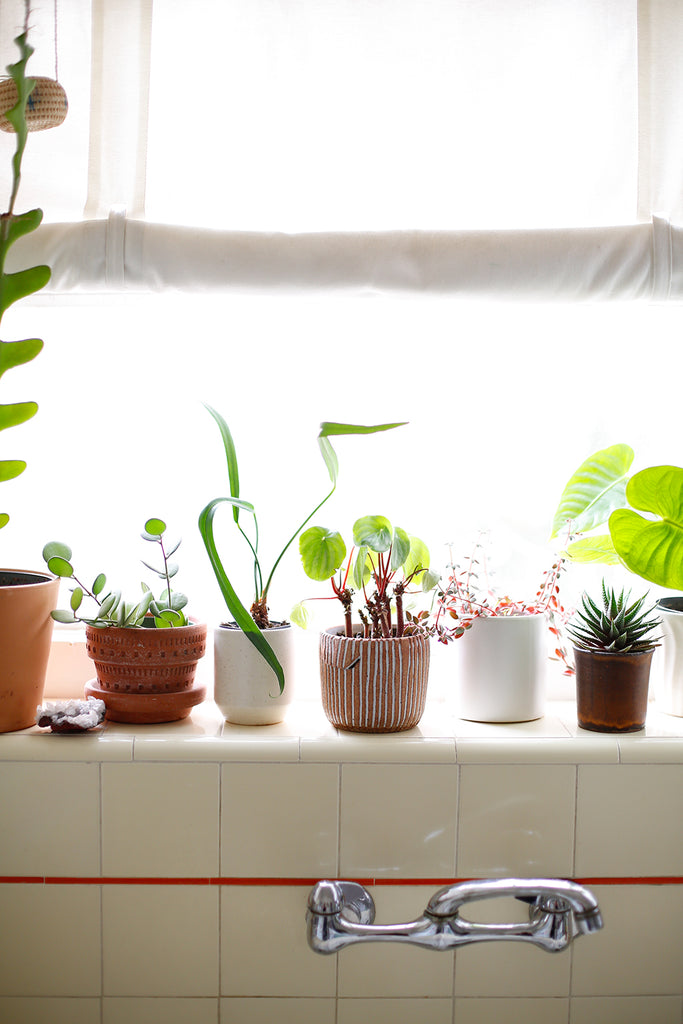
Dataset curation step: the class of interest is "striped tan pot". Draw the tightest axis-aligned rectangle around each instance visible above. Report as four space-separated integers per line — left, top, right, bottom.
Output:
319 627 430 733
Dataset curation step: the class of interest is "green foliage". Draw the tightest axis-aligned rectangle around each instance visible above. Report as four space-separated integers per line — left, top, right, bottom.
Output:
198 407 407 691
0 22 51 529
567 580 661 654
609 466 683 590
43 519 189 628
298 513 438 639
551 444 632 565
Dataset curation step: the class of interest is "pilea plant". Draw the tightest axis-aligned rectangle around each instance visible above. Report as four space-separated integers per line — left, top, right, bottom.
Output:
0 9 51 529
43 518 189 628
198 406 406 689
294 514 440 638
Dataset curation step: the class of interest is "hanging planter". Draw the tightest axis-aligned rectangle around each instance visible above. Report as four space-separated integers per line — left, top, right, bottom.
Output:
0 76 67 133
319 627 430 733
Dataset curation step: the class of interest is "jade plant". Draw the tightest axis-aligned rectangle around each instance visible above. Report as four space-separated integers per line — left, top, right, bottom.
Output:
198 407 407 688
0 12 51 529
294 514 439 638
43 518 189 628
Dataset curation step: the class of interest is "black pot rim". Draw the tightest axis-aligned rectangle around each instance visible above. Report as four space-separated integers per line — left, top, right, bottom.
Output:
0 568 56 586
656 596 683 613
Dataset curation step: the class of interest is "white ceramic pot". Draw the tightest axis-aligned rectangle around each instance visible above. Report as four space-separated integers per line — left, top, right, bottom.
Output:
213 623 294 725
455 613 546 723
654 597 683 717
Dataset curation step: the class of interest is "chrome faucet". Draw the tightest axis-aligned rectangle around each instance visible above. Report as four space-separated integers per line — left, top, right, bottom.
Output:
307 877 603 955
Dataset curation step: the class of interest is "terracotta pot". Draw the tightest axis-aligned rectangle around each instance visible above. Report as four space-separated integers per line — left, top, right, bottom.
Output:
0 570 59 733
654 597 683 717
319 627 430 733
574 646 653 733
213 623 294 725
455 613 546 723
84 621 207 724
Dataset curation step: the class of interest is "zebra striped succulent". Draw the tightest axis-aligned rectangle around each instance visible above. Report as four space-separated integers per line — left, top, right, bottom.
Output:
568 581 661 654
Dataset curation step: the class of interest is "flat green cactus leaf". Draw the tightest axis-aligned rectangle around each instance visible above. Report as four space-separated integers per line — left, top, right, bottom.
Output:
0 338 43 378
0 265 51 315
0 401 38 431
0 459 26 482
2 208 43 247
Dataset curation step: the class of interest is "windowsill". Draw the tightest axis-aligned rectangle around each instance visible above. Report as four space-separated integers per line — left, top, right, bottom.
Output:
1 698 682 765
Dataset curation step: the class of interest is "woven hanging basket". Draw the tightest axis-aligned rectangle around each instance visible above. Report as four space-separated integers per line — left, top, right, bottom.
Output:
0 76 68 132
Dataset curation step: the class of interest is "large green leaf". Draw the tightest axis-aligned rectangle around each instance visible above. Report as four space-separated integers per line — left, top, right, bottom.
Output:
353 515 393 553
551 443 633 538
609 465 683 590
203 404 241 523
0 337 43 378
564 534 621 564
299 526 346 582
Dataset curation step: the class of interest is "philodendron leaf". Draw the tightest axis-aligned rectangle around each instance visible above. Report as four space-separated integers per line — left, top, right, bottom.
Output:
609 465 683 590
390 527 411 570
564 535 621 564
0 401 38 431
551 443 634 539
0 459 26 481
353 515 393 553
299 526 347 582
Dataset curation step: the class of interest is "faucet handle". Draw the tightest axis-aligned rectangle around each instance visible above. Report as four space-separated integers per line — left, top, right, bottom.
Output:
307 880 376 924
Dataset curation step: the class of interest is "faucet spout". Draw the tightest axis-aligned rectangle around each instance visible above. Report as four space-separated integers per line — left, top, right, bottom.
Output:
306 877 603 955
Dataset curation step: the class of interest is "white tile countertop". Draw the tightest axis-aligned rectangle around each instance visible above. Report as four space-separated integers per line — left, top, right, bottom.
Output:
1 699 682 765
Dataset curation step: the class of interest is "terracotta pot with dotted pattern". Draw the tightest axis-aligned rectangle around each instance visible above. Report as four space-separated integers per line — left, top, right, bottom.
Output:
84 621 207 723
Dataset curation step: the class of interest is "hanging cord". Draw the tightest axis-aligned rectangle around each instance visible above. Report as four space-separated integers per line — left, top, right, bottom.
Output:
53 0 59 81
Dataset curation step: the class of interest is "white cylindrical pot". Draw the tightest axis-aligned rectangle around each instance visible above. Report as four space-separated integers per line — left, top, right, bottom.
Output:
654 598 683 717
455 614 546 723
213 623 294 725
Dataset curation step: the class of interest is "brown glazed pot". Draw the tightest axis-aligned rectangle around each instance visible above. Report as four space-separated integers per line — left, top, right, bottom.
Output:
574 646 654 733
0 570 60 733
319 627 430 733
84 621 207 724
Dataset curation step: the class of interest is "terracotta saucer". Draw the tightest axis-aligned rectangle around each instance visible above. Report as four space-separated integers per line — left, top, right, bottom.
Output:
84 679 207 724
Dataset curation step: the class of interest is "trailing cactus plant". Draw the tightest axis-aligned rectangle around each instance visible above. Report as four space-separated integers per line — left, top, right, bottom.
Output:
567 581 661 654
0 9 51 529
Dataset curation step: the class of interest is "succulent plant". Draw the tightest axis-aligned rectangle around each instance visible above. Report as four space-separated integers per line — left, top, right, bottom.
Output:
567 580 661 654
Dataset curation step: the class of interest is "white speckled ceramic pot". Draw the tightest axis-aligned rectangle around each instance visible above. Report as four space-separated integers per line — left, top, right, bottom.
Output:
654 597 683 717
213 622 294 725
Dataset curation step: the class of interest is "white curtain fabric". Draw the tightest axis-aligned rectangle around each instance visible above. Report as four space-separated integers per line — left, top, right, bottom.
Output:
2 0 683 298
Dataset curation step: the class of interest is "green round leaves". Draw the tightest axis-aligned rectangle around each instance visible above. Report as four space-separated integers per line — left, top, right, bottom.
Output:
142 518 166 539
609 465 683 590
353 515 393 552
42 541 74 578
299 526 346 582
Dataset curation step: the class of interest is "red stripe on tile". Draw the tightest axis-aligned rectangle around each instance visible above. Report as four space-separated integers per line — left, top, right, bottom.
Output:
0 875 682 886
